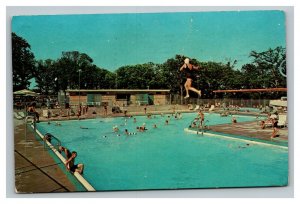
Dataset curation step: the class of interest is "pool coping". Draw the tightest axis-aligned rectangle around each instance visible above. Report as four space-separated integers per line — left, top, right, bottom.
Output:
184 128 288 150
30 124 96 192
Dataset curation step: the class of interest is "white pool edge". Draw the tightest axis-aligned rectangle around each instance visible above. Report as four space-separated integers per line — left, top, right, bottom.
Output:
31 124 96 192
184 128 288 150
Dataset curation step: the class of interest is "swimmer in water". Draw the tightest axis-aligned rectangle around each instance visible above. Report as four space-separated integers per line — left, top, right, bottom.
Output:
165 120 169 125
113 125 119 132
125 129 136 135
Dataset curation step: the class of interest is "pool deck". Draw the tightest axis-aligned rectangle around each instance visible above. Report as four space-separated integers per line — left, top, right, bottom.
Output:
206 121 288 143
13 108 288 193
14 119 78 193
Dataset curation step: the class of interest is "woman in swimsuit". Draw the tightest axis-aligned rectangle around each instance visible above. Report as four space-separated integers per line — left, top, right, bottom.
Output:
179 58 202 99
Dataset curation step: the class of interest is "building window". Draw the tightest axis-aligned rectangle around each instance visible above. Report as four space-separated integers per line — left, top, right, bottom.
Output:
116 94 130 100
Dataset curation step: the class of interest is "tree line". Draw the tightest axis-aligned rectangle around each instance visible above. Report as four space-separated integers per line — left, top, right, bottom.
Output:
12 32 287 99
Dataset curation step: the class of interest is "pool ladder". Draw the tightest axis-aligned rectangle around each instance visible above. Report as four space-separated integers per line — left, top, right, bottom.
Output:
190 119 209 135
198 120 209 135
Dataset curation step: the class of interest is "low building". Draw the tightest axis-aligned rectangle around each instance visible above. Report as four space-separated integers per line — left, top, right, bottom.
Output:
66 89 171 106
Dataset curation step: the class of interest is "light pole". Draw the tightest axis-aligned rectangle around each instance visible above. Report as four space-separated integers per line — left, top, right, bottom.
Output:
78 69 82 105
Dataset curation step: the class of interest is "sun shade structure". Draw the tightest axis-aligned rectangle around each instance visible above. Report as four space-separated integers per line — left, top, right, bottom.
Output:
13 89 38 96
213 88 287 93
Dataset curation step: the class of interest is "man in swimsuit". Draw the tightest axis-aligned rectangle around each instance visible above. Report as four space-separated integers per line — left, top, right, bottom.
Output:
65 151 84 174
179 58 202 99
198 111 205 128
27 102 40 122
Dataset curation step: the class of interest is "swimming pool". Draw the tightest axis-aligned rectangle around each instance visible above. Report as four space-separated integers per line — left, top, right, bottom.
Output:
36 113 288 191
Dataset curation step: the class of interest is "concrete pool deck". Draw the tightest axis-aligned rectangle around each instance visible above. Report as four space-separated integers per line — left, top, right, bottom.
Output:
208 121 288 143
14 119 78 193
13 108 288 193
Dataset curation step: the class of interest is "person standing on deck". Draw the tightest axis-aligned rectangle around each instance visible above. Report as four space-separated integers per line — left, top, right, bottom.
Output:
198 111 205 128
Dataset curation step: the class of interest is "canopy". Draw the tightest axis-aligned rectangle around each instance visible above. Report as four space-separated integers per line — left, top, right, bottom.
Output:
13 89 38 96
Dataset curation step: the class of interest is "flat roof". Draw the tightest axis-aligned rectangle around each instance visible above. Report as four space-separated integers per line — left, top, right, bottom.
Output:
66 89 171 93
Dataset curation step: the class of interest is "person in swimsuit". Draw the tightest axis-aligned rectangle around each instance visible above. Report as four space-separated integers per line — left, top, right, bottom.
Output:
198 111 205 127
65 151 84 174
27 102 40 122
58 146 71 159
179 58 202 99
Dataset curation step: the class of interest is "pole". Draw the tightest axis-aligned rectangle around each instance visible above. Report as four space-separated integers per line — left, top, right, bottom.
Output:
78 69 82 105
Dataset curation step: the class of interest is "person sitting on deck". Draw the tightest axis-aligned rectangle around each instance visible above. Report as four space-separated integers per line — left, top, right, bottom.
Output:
271 120 279 138
65 151 84 174
260 117 276 129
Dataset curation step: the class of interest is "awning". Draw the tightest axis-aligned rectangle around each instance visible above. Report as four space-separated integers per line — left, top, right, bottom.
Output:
13 89 38 96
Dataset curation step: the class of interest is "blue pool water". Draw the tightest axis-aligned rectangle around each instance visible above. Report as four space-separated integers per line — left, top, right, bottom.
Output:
36 113 288 190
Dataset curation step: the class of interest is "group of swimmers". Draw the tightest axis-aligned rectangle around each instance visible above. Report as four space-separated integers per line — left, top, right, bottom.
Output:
109 112 183 137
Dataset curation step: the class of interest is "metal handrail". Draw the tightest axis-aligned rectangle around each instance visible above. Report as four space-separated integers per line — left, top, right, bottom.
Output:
189 117 209 135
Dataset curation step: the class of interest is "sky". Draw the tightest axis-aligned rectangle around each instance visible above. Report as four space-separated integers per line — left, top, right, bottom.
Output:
12 10 286 71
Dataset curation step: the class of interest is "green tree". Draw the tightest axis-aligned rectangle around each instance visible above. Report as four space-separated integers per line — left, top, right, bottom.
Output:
241 46 287 99
115 63 158 89
249 46 286 89
12 32 36 91
55 51 99 92
34 59 58 94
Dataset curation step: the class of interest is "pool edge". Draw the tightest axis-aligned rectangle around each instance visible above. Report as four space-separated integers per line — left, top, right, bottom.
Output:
30 124 96 192
184 128 288 150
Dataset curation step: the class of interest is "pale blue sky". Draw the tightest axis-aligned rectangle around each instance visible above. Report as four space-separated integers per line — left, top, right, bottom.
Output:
12 10 286 71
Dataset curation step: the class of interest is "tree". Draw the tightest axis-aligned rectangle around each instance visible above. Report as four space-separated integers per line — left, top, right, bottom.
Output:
241 46 287 99
55 51 99 92
12 32 36 91
249 46 286 89
34 59 58 94
115 63 158 89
